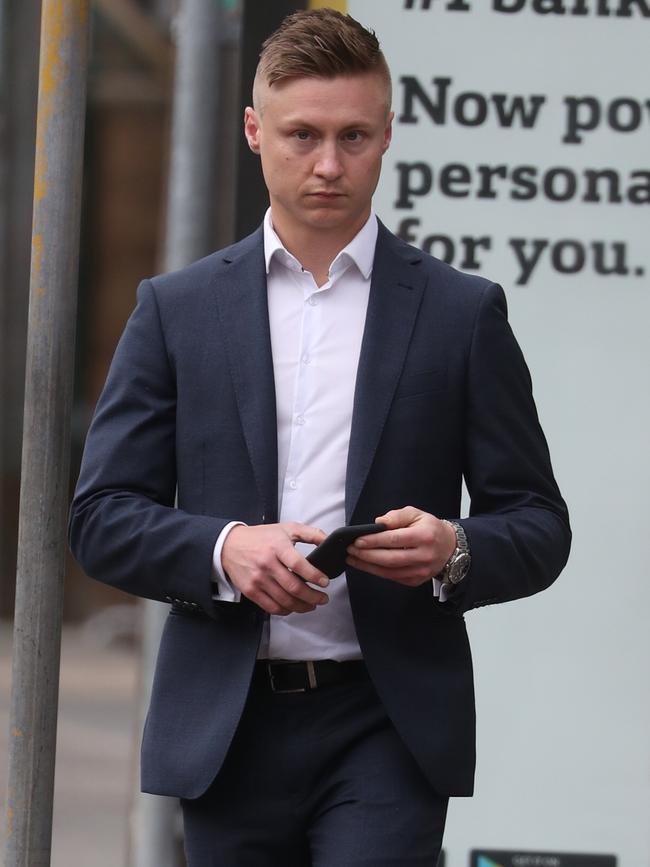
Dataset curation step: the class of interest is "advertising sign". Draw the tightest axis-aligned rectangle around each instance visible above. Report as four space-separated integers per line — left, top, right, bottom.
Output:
471 851 617 867
345 1 650 864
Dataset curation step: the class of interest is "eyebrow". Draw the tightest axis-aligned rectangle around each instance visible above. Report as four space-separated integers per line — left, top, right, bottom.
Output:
278 116 376 131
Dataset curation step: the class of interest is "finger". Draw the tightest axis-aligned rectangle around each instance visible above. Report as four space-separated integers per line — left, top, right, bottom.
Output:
285 522 328 546
282 547 330 588
345 555 430 585
346 546 428 569
351 526 420 550
373 506 422 529
241 552 328 609
258 589 316 616
240 574 307 616
252 588 294 616
348 548 412 568
274 565 330 605
258 575 323 614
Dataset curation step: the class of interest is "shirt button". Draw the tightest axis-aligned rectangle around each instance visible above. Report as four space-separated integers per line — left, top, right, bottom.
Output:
308 296 318 307
296 415 305 426
289 480 297 490
301 354 310 365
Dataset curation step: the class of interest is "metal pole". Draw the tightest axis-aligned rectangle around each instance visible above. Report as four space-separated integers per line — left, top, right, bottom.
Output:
164 0 222 271
131 602 181 867
132 2 222 866
0 1 42 618
0 0 7 593
3 2 89 866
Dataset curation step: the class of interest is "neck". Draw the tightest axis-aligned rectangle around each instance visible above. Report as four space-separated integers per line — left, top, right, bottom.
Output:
287 237 339 287
270 212 369 288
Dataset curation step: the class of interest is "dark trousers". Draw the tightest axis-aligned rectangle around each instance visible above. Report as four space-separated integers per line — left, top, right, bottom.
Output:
181 664 448 867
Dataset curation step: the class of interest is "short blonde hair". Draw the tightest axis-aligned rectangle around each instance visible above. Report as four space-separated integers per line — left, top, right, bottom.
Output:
254 8 391 110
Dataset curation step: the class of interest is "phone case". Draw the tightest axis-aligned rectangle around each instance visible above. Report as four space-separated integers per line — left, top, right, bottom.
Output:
306 523 385 579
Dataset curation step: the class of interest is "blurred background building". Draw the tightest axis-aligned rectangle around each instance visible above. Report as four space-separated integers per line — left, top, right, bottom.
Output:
0 3 328 865
3 1 646 866
0 0 322 622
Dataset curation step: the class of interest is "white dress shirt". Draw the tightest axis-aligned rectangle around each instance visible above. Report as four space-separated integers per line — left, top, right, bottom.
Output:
212 209 448 660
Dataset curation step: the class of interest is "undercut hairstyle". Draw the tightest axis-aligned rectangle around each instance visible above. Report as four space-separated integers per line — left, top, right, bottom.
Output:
254 8 392 111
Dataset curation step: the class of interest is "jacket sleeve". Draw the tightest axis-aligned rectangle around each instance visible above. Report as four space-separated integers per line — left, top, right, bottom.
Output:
450 282 571 613
68 279 227 614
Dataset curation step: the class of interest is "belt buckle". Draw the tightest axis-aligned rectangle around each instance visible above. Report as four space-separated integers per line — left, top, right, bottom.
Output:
267 660 318 694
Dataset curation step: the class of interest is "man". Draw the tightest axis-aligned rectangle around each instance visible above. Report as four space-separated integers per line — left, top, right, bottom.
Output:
69 9 571 866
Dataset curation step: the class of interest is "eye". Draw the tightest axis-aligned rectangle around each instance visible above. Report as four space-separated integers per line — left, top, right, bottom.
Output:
294 130 312 141
343 130 364 143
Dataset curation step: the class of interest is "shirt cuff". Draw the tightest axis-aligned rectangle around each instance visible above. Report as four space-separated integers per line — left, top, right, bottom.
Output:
211 521 245 602
432 577 452 603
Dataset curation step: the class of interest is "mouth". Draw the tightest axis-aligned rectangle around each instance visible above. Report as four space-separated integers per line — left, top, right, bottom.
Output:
307 191 344 200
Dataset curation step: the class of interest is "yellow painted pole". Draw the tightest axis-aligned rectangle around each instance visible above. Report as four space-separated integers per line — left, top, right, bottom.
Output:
3 2 89 865
308 1 348 12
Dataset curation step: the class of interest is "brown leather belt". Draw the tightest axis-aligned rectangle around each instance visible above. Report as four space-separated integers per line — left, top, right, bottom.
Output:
255 659 368 694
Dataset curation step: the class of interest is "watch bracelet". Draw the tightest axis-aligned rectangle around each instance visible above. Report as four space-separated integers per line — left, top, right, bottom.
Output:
437 519 470 583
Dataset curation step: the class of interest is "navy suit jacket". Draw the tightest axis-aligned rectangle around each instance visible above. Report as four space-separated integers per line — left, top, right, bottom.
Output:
69 222 570 799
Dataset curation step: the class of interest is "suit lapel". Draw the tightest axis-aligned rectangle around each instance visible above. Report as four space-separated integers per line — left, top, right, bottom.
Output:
346 225 427 521
211 224 427 525
212 229 279 522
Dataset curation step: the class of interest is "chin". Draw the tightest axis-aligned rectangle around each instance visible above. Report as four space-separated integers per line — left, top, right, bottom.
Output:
310 217 352 235
307 201 355 220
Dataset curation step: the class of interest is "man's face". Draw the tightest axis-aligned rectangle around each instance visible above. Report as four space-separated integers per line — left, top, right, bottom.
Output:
244 73 393 248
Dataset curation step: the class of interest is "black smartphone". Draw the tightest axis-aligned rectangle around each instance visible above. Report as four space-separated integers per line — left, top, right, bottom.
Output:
306 523 385 579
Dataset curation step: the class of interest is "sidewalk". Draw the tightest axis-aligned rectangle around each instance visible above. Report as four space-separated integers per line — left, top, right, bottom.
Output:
0 619 138 867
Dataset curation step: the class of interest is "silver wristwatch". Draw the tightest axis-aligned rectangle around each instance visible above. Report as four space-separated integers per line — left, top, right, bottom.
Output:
437 520 471 585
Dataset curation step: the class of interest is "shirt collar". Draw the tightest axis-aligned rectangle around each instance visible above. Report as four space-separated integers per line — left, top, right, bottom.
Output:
263 208 378 281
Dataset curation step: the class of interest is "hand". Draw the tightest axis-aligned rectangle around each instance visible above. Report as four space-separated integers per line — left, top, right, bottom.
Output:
221 522 330 615
346 506 456 587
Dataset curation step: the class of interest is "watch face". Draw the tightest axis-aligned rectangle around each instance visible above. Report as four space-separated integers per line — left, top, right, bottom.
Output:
448 552 471 584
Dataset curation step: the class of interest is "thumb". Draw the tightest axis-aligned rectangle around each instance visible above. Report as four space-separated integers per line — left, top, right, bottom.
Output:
289 523 327 545
374 506 420 529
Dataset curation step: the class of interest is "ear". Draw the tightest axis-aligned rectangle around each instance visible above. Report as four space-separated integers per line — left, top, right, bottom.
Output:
244 107 261 154
382 111 394 154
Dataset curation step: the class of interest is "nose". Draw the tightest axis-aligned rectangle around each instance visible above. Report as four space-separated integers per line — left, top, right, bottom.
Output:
313 142 343 181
